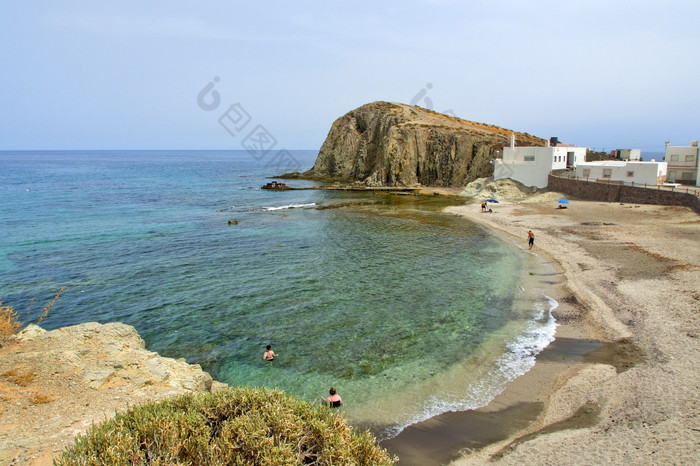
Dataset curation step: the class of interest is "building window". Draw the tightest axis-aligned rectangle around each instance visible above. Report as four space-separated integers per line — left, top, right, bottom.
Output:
681 172 695 180
524 155 535 162
685 154 696 162
602 169 612 178
582 169 590 177
670 154 679 161
668 171 677 180
627 171 634 177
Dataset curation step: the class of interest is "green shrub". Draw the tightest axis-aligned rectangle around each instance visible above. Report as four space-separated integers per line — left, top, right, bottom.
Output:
56 386 396 465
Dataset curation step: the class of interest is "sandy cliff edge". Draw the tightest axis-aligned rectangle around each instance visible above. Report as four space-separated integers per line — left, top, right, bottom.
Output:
0 321 227 465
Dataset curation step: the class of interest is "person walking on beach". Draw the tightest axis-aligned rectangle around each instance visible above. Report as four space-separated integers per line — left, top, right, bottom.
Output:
326 387 343 408
263 344 276 361
527 230 535 250
481 202 487 212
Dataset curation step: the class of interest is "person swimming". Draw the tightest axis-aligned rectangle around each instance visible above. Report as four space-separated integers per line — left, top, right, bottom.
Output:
326 387 342 408
263 344 276 361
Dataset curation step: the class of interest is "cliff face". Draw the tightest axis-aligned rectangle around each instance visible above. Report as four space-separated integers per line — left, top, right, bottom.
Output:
0 322 226 464
307 101 546 187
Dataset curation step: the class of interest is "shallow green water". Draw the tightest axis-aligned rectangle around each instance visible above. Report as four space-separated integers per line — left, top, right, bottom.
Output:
0 151 558 439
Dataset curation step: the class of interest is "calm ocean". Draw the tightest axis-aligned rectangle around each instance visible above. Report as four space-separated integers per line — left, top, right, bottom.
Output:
0 150 557 438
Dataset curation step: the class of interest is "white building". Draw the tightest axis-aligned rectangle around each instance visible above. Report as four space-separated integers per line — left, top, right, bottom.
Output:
665 141 699 185
611 149 641 161
493 135 587 188
575 160 667 186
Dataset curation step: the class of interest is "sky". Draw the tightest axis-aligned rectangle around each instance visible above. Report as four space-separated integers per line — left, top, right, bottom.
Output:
1 1 698 152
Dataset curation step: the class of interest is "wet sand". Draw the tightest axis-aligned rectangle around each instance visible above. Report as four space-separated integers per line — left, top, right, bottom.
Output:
384 194 699 464
381 293 617 465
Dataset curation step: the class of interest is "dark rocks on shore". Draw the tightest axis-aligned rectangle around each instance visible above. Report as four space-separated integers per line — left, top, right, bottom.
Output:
261 181 290 190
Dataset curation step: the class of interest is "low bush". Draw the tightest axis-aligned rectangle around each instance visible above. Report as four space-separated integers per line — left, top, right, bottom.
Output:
0 288 63 346
0 302 22 345
56 386 396 465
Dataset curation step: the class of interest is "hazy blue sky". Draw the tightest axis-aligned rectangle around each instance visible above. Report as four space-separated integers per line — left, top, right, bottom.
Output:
2 1 698 152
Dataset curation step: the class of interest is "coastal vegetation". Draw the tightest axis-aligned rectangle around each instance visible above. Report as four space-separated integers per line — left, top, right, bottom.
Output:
0 302 22 346
0 288 63 346
56 386 396 465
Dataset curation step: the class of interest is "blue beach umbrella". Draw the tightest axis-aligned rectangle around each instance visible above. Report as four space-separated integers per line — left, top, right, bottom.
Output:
558 199 569 204
486 198 499 203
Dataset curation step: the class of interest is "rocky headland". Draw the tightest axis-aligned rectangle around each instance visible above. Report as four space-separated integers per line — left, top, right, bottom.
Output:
0 322 226 465
299 101 545 187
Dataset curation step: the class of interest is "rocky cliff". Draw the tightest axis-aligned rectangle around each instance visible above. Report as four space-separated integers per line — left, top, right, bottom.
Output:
0 322 226 464
305 101 546 187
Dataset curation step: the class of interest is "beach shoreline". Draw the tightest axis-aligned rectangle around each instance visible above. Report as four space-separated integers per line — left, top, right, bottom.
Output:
2 185 697 465
384 193 699 464
381 196 608 464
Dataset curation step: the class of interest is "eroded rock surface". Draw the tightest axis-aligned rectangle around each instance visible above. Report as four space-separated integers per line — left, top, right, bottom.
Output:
0 322 226 465
305 101 546 187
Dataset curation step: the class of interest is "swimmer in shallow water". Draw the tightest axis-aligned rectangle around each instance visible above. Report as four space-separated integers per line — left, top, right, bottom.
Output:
263 344 276 361
326 387 342 408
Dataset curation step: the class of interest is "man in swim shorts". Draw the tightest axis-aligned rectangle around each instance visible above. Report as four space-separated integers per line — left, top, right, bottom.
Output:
528 230 535 250
263 344 276 361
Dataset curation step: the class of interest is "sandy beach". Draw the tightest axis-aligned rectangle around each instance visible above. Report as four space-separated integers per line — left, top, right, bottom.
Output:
386 191 699 464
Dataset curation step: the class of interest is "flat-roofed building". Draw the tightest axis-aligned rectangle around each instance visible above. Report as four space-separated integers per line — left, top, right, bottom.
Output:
611 149 641 161
493 135 587 188
576 160 667 186
665 140 699 185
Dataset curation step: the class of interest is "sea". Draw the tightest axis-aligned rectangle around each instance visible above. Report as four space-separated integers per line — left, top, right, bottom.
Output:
0 150 558 439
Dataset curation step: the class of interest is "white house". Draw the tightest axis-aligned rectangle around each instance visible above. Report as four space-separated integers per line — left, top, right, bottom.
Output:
665 140 699 185
611 149 641 161
493 135 587 188
575 160 667 186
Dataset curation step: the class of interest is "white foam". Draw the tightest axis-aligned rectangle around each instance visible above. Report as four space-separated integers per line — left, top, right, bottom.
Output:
265 203 317 211
377 295 559 440
498 295 558 374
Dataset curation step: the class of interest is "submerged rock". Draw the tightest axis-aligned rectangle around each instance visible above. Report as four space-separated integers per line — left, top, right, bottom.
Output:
305 101 545 187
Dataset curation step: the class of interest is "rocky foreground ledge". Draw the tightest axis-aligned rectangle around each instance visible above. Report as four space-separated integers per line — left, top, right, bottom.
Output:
0 322 227 465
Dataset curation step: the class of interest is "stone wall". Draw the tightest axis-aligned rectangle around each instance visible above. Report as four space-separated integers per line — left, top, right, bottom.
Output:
548 175 700 214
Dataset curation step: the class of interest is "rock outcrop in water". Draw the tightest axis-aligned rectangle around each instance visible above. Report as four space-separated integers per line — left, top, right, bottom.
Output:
304 101 546 187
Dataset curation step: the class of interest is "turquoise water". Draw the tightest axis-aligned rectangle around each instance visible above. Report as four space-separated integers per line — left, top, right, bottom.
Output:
0 150 557 438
